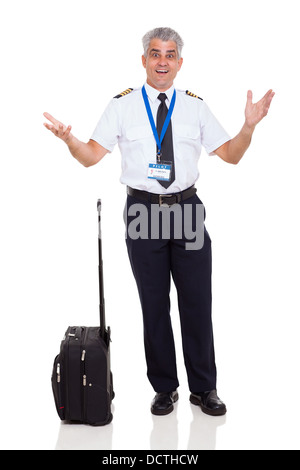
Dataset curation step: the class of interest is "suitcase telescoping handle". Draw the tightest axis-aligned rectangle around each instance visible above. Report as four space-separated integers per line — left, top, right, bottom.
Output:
97 199 106 339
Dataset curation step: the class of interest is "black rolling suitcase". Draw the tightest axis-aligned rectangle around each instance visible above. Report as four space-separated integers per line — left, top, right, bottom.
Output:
51 200 114 426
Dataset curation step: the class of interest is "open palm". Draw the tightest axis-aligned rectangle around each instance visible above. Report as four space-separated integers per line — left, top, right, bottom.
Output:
245 89 275 129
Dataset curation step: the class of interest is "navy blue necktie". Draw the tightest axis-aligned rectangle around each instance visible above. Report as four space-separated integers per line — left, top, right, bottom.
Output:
156 93 175 189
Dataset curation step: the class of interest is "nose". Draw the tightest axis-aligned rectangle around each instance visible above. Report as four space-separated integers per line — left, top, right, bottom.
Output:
158 57 168 67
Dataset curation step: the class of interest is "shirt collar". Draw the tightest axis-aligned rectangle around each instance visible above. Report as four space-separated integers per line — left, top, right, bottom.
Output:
144 82 175 103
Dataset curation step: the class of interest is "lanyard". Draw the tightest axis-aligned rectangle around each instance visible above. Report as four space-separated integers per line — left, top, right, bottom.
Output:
142 85 176 160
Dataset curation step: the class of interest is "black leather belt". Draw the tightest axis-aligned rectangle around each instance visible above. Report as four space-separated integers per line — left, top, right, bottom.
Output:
127 185 197 207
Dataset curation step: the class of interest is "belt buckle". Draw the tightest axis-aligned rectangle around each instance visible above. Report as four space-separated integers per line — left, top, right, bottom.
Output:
159 194 173 208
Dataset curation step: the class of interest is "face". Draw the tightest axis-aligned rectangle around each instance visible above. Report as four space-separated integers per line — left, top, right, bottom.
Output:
142 39 183 91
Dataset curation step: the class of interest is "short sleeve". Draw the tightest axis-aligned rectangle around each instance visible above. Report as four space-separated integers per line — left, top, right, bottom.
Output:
200 101 231 156
90 99 121 152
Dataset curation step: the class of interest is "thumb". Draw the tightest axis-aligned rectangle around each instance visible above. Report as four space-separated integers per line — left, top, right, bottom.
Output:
247 90 253 104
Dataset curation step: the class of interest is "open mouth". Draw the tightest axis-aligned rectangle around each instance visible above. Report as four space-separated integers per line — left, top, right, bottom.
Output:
156 70 169 75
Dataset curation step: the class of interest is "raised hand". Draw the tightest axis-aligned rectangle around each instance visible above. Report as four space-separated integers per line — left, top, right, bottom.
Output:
245 89 275 129
43 112 73 144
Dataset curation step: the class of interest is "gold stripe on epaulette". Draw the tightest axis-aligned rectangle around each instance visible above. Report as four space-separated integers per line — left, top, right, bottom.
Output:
186 90 203 100
114 88 134 99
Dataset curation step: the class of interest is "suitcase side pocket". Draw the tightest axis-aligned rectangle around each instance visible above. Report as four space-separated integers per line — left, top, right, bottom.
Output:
51 355 65 421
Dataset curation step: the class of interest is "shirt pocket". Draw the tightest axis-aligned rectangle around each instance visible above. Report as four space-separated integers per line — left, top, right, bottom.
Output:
173 124 200 140
126 125 153 141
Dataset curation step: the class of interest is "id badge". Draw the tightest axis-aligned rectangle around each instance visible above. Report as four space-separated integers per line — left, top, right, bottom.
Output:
148 162 172 181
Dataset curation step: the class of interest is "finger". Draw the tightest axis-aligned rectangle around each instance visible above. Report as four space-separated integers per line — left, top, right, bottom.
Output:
264 89 273 98
59 123 71 138
43 112 60 126
261 89 274 103
59 125 72 142
44 122 59 136
44 122 57 132
64 125 72 137
58 123 65 134
263 90 275 111
58 123 72 141
267 90 275 104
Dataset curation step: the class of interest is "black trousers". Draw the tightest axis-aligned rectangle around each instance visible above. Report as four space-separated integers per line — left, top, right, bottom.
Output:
125 193 217 393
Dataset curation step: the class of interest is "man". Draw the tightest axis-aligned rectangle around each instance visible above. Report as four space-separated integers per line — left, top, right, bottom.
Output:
44 27 274 417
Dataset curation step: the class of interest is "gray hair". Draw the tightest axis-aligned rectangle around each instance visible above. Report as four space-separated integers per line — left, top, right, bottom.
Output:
142 27 184 59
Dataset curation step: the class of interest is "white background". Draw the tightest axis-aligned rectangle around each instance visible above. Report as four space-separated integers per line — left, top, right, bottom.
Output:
1 0 299 450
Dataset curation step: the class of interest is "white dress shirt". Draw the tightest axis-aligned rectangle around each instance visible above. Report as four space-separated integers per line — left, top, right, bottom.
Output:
91 82 231 194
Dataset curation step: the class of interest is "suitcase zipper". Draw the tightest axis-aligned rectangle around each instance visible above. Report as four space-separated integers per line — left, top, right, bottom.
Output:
82 350 87 386
81 344 87 421
57 363 61 383
52 356 65 420
80 329 90 422
65 326 83 420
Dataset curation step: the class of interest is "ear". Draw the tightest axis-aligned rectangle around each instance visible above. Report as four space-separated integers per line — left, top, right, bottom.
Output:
178 57 183 71
142 55 147 69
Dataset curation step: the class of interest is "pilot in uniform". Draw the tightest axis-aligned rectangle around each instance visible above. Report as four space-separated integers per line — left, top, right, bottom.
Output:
90 81 230 416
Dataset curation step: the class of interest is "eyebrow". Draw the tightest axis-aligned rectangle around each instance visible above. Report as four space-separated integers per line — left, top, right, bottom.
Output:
149 48 176 54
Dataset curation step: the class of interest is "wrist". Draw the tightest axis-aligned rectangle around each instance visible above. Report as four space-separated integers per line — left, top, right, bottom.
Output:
242 122 256 136
66 133 77 148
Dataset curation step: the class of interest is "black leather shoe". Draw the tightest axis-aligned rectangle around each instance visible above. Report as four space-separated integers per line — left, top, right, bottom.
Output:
190 390 227 416
151 391 179 416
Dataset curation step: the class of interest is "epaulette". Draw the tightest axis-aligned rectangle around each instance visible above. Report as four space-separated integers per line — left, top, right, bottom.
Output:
114 88 134 99
186 90 203 100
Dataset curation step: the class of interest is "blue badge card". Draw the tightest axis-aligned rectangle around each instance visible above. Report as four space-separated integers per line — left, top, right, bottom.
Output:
148 163 172 181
